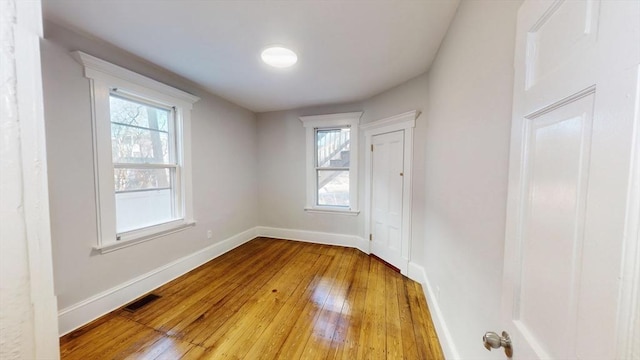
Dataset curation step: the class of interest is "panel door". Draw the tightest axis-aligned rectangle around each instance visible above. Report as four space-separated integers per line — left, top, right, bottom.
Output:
501 0 640 358
370 130 405 269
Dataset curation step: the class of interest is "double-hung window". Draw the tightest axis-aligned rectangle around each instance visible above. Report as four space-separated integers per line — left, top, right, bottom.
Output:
74 51 199 252
110 93 179 234
300 112 361 214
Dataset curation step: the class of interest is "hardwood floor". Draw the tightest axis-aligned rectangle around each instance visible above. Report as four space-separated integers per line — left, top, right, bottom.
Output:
60 238 444 359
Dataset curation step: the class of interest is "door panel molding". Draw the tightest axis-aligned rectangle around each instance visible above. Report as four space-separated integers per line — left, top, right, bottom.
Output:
502 0 639 358
513 93 594 358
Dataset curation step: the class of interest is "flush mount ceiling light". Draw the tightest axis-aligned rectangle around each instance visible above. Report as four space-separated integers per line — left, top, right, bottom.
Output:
261 46 298 68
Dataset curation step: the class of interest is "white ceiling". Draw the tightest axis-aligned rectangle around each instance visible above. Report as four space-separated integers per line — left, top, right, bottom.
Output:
43 0 460 113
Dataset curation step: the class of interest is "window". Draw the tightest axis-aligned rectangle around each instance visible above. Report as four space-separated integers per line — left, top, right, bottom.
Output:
73 51 199 252
316 127 351 207
300 112 361 214
110 94 177 233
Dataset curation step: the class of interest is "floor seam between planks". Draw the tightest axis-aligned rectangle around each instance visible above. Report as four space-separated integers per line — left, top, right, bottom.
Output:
60 238 444 360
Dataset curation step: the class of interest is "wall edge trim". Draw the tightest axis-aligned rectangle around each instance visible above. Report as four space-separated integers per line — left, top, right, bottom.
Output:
408 261 460 360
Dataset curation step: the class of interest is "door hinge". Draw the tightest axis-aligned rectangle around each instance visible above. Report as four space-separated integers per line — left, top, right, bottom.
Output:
371 144 374 152
369 233 373 241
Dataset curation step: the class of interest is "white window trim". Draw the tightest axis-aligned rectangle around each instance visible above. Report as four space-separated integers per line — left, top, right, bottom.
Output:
300 112 362 214
72 51 199 253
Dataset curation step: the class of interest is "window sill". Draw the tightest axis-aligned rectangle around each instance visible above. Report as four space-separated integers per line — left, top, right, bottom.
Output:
95 221 196 254
304 208 360 216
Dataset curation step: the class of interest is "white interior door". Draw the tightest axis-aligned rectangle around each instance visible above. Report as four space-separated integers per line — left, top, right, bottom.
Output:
370 130 405 270
499 0 640 359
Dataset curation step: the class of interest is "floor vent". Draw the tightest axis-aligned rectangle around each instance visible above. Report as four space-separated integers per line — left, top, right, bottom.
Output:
123 294 161 313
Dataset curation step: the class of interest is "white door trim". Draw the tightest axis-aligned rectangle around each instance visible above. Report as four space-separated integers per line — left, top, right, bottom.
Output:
617 68 640 359
13 0 60 357
363 110 417 274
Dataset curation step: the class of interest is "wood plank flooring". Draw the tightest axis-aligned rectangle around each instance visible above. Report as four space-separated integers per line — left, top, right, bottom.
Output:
60 238 443 359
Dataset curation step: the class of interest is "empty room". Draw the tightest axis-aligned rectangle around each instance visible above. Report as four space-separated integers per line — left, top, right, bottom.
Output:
2 0 639 359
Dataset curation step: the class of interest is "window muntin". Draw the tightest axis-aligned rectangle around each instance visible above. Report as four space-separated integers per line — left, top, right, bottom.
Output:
113 167 172 193
315 127 350 207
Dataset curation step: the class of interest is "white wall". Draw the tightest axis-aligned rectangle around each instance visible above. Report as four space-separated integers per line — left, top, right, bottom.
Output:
41 22 259 311
256 58 435 267
257 2 520 358
1 3 36 357
1 0 58 358
359 73 430 265
257 103 363 235
421 0 520 358
40 3 521 357
256 73 431 248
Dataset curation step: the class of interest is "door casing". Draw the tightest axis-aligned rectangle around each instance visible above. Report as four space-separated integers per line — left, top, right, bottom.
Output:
362 110 417 274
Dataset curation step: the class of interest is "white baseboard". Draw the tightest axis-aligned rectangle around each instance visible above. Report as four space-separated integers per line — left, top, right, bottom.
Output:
408 261 460 360
57 227 259 336
256 226 369 254
407 261 425 283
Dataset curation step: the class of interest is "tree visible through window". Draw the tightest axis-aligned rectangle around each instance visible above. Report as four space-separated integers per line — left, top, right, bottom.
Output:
74 50 198 251
110 94 178 233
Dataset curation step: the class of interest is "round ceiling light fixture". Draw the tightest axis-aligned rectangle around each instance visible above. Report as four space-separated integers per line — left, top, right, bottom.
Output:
261 46 298 68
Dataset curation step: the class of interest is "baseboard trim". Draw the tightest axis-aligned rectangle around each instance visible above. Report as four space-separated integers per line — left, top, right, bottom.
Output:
256 226 369 254
408 261 460 360
57 226 259 336
407 261 425 283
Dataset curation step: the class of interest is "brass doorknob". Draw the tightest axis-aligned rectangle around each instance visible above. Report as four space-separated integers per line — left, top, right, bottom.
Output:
483 331 513 358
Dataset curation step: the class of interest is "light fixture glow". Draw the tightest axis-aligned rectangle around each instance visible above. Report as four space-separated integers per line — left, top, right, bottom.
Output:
261 47 298 68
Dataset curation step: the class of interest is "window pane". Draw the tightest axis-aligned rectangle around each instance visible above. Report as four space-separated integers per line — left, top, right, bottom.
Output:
317 170 350 207
114 168 171 192
116 189 174 233
110 95 171 164
110 95 169 131
316 128 350 168
111 123 169 164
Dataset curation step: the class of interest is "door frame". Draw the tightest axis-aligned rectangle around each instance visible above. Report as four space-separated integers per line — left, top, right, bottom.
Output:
12 0 60 357
362 110 417 274
617 80 640 358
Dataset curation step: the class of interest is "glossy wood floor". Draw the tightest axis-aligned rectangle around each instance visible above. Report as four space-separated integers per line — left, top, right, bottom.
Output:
60 238 443 359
